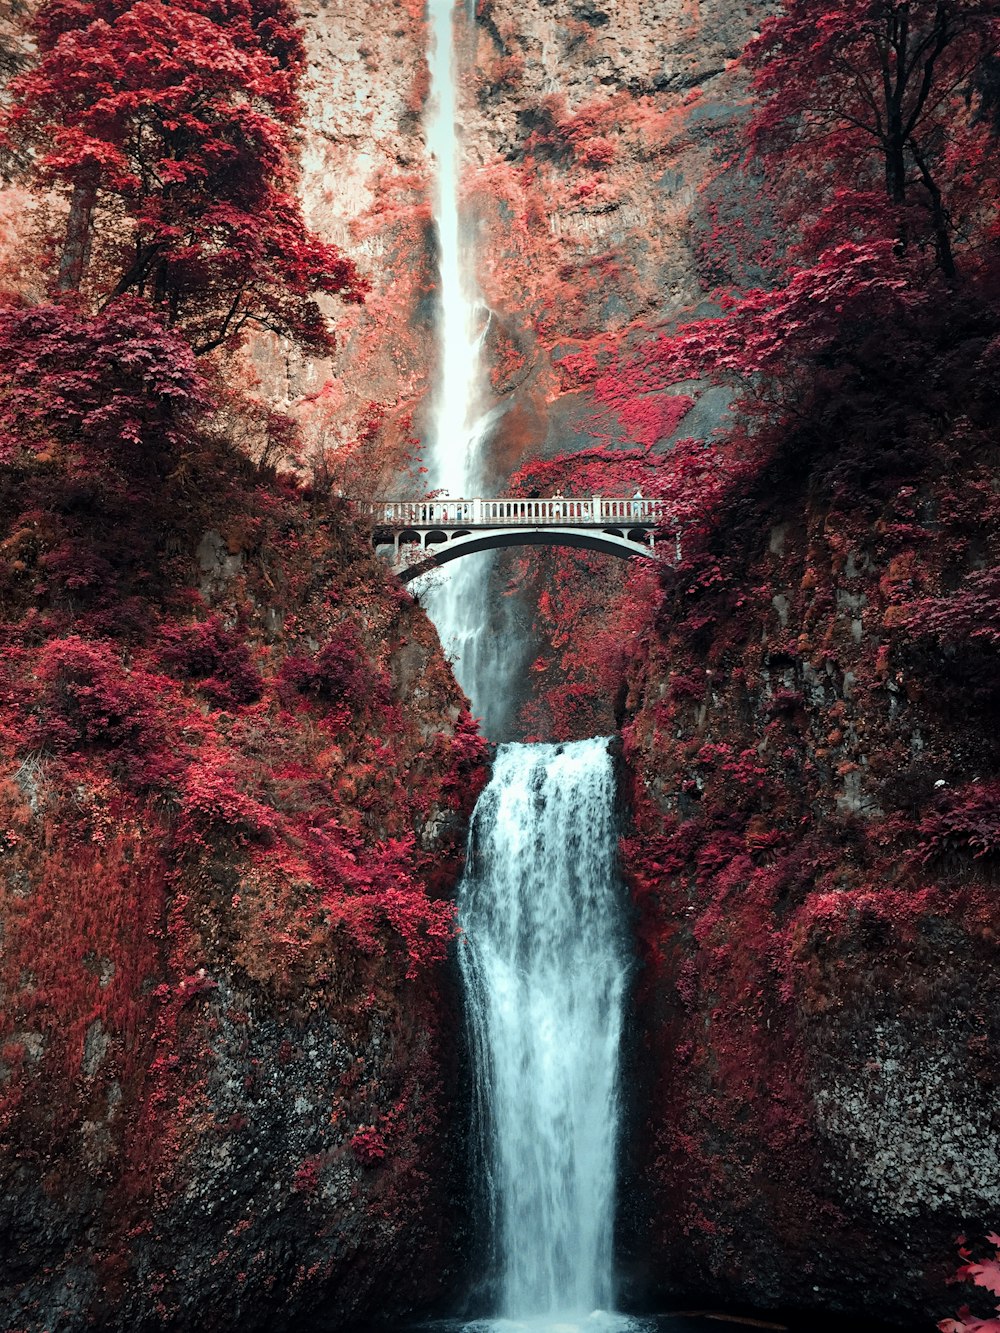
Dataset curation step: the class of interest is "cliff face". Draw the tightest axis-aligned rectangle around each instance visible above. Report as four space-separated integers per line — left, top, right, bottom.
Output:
269 0 764 741
617 365 1000 1322
262 0 761 478
0 449 487 1329
464 0 756 460
5 1 995 1327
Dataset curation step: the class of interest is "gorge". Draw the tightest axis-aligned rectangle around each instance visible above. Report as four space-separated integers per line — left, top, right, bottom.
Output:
0 1 999 1332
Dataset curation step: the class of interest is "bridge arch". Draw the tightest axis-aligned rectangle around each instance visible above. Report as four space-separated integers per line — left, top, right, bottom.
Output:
394 526 652 585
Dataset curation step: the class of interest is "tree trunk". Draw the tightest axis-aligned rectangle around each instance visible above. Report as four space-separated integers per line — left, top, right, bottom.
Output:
57 172 98 292
912 142 958 280
885 138 908 205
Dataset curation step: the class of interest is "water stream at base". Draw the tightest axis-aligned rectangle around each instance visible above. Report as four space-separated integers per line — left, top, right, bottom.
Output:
457 740 631 1329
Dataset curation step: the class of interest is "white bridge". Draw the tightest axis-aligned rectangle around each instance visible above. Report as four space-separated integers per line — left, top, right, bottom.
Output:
365 496 666 584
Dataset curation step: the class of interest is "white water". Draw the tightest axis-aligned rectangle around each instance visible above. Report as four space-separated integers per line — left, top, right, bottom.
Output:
458 740 631 1325
419 0 519 734
425 21 633 1320
424 0 488 489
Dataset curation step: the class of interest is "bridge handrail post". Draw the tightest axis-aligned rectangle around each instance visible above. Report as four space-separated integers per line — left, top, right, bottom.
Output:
594 495 602 523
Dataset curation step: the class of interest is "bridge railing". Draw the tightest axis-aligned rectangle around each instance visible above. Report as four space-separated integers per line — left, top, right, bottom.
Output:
366 496 665 527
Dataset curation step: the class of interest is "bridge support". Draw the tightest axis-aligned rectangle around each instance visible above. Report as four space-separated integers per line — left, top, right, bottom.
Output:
384 526 656 584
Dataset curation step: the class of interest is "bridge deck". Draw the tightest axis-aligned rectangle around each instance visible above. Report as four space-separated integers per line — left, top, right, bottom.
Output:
368 496 662 529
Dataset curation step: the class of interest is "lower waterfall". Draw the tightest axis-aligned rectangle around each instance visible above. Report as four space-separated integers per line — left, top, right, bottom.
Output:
457 738 630 1325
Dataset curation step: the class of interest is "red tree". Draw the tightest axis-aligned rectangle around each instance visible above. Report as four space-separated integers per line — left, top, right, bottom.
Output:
3 0 365 353
746 0 1000 279
0 299 216 620
626 4 1000 463
0 299 210 476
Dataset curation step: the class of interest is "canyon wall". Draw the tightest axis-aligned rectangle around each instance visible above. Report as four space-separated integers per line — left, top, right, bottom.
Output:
278 0 766 738
283 14 1000 1325
4 1 996 1327
0 451 487 1329
618 341 1000 1323
275 0 762 478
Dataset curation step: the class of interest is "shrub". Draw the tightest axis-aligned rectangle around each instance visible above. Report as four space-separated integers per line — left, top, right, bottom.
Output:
30 636 163 754
158 617 263 707
0 302 210 478
918 783 1000 863
349 1127 387 1165
278 626 384 712
177 752 276 849
907 571 1000 651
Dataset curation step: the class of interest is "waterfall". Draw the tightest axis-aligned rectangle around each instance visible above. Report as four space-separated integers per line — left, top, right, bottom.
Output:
458 739 631 1324
424 0 486 490
424 17 633 1322
419 0 518 736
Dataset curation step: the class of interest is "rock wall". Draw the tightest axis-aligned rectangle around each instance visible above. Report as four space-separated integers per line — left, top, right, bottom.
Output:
617 389 1000 1323
462 0 758 463
0 453 488 1330
264 0 769 741
266 0 763 477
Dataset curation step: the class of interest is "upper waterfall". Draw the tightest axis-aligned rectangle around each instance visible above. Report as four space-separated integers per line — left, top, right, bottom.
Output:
424 0 488 495
419 0 522 738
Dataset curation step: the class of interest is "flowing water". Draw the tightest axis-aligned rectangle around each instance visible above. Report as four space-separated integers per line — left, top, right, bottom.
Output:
424 10 633 1330
419 0 520 735
457 740 631 1325
424 0 488 483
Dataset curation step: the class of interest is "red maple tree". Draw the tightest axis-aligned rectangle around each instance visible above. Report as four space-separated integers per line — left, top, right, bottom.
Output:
746 0 1000 280
631 2 1000 454
3 0 366 353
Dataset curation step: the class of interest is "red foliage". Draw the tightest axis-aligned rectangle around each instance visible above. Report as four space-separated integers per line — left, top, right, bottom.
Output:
607 4 1000 532
746 1 1000 280
440 709 490 806
3 0 366 352
598 9 1000 1316
632 239 921 424
0 300 221 627
279 625 388 713
350 1126 388 1165
0 445 483 1305
918 784 1000 863
0 300 209 476
0 0 482 1317
611 391 693 451
906 570 1000 650
291 1154 324 1194
941 1235 1000 1332
159 615 263 707
29 635 165 755
178 748 277 848
254 812 462 979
